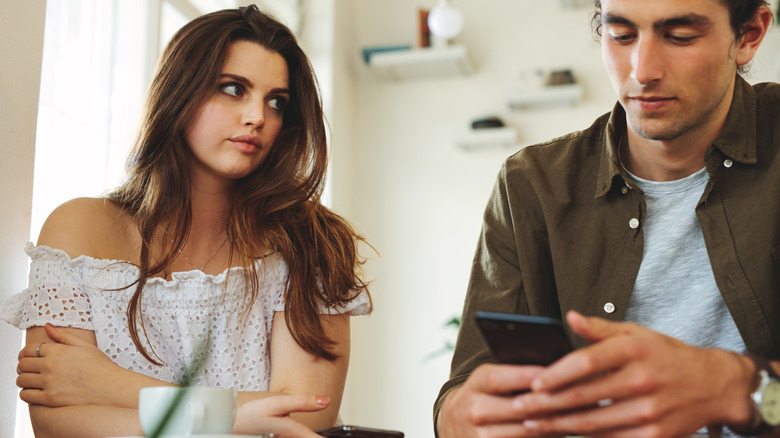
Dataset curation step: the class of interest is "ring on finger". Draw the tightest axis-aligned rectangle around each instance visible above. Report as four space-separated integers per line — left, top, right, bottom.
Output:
36 342 44 358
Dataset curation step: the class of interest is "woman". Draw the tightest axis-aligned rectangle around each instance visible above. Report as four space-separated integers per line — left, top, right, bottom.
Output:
2 5 371 437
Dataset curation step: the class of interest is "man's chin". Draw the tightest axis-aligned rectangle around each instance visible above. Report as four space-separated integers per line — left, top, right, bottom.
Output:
628 117 686 142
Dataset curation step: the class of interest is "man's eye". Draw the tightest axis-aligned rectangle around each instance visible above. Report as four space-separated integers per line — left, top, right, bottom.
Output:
609 33 636 43
667 35 698 44
221 83 243 97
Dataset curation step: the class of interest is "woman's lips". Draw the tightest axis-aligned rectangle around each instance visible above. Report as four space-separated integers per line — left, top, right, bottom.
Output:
229 135 261 153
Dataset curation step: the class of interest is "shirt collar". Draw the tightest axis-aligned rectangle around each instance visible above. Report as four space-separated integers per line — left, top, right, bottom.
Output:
595 102 629 198
712 75 757 165
594 75 757 199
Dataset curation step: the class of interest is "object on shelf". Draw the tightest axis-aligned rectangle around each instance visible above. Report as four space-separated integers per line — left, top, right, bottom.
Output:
456 126 517 151
361 45 412 64
427 0 464 47
471 116 505 129
545 69 576 86
418 8 431 47
366 45 474 81
508 83 584 110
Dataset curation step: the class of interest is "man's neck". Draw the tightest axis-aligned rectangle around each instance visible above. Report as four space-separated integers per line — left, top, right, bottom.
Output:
622 132 710 181
621 106 734 181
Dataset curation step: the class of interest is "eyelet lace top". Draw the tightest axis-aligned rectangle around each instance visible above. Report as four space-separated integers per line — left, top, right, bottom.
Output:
0 243 370 391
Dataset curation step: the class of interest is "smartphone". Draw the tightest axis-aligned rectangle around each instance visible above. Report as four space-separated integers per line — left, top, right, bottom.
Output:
474 311 573 366
316 425 405 437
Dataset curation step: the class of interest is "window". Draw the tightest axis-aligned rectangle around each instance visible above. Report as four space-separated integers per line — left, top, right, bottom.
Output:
29 0 149 241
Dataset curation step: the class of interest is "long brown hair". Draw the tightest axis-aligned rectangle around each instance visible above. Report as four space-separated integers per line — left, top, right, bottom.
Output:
109 4 371 364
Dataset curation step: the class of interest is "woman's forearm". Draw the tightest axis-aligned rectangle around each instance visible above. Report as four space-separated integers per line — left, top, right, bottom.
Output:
29 404 143 438
29 391 326 438
238 390 338 430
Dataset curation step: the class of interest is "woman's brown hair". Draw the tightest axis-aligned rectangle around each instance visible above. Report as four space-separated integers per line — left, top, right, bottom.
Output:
109 4 371 363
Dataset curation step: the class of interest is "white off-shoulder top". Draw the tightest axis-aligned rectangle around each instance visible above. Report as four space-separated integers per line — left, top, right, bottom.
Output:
1 243 370 391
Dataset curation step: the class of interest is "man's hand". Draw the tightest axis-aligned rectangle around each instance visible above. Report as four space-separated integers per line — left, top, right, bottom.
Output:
437 363 549 438
511 311 756 437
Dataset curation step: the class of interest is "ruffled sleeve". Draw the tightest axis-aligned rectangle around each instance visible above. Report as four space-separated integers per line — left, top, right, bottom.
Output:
266 257 371 316
0 243 94 330
320 289 371 316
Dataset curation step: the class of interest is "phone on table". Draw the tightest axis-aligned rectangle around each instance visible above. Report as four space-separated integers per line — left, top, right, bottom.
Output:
316 425 405 437
474 311 573 366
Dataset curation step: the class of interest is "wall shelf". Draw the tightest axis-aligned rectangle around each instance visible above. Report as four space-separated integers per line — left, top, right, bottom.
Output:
366 45 475 81
508 84 584 109
455 127 518 151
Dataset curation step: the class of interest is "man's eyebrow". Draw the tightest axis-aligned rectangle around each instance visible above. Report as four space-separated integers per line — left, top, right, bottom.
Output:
603 13 636 28
602 12 713 30
654 13 713 29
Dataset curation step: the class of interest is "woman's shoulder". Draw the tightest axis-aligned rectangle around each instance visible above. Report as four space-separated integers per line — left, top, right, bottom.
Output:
36 197 137 260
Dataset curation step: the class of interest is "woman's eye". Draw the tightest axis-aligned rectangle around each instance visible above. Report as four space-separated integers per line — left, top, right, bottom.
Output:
269 97 287 111
220 83 244 97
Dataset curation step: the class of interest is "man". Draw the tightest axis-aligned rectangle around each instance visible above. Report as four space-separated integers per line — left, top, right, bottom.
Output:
435 0 778 436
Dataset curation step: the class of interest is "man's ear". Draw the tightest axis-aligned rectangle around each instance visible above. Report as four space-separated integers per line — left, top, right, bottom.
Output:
735 5 773 67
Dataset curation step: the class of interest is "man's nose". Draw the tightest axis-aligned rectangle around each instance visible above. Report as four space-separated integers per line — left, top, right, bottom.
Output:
630 36 664 86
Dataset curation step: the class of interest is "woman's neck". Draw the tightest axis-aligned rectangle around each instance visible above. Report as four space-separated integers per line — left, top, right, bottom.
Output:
162 181 235 274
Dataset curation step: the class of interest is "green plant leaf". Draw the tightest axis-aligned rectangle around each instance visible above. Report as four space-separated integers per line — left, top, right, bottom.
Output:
147 335 211 437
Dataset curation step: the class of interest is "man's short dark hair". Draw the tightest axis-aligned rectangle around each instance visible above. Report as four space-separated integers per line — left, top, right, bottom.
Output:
590 0 771 74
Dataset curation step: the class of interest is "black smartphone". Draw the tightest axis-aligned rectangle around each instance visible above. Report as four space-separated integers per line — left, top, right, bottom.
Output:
475 311 573 366
316 425 405 437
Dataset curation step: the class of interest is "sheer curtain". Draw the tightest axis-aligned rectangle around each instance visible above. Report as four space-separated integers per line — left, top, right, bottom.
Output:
29 0 149 241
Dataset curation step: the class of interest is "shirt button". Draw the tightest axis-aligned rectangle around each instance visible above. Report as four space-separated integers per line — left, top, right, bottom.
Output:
724 159 733 168
604 302 615 313
621 186 629 194
629 218 640 229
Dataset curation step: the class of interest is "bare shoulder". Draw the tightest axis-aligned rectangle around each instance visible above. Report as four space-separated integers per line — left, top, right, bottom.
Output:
36 197 138 260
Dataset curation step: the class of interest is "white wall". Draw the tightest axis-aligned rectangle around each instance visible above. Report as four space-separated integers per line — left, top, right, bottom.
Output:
336 2 612 436
334 1 780 437
0 1 46 437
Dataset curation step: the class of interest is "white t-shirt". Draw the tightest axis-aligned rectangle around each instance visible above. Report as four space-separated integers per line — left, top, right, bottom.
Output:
623 167 745 354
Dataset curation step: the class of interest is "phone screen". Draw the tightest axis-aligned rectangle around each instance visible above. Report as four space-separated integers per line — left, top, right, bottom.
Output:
475 311 573 366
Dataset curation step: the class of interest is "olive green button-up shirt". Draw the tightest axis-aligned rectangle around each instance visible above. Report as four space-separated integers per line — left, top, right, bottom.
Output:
434 76 780 429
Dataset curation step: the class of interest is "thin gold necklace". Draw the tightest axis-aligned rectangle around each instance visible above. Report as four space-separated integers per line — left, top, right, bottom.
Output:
165 230 228 272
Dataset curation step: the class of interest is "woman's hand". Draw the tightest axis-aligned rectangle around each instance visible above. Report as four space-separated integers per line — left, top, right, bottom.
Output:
17 324 141 408
233 394 330 437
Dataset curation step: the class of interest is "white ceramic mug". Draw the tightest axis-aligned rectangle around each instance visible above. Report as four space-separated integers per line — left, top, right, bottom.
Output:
139 386 237 436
